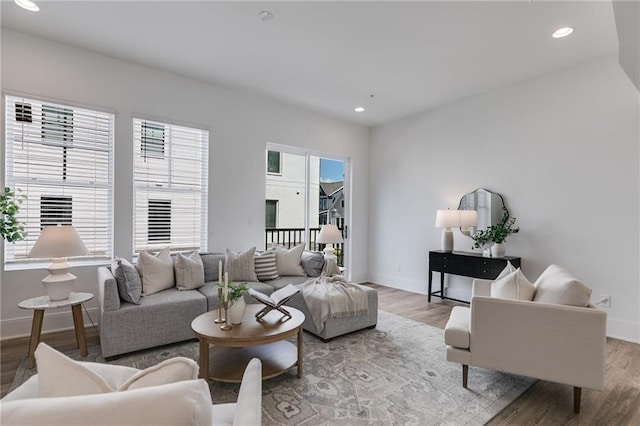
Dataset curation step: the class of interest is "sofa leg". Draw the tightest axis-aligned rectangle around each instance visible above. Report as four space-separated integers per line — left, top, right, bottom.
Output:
574 386 581 413
462 365 468 388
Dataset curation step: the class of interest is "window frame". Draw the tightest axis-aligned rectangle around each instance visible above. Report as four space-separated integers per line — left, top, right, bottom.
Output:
3 94 115 268
132 117 209 255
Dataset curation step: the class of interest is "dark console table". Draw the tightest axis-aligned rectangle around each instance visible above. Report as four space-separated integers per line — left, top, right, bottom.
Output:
428 250 521 303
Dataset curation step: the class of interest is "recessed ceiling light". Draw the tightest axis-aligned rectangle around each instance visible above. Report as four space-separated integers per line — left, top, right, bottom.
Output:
14 0 39 12
258 10 274 21
552 27 574 38
354 107 365 112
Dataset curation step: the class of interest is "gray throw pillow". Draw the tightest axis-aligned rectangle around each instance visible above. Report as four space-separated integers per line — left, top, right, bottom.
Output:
175 251 205 290
225 247 258 282
111 257 142 304
200 253 226 282
301 251 325 277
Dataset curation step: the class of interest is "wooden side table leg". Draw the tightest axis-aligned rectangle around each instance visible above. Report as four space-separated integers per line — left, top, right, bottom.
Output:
71 304 88 356
28 309 45 369
297 326 303 378
428 269 433 303
199 339 210 381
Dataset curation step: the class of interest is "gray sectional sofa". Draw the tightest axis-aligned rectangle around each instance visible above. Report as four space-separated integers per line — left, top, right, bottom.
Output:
98 252 377 358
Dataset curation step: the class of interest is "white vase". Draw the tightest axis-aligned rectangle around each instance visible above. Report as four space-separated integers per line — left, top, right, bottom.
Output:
491 242 506 258
227 297 246 325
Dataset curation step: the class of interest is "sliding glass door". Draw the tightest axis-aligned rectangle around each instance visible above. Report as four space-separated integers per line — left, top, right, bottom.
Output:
265 145 349 269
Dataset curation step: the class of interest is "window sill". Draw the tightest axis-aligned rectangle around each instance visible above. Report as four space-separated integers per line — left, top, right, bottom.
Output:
3 258 111 272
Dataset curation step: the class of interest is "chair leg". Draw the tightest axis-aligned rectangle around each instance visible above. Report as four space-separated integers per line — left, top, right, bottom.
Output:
462 364 468 388
573 386 581 413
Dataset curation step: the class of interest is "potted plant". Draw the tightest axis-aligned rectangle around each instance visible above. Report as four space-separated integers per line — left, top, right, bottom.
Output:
218 281 250 324
472 208 519 257
1 187 27 243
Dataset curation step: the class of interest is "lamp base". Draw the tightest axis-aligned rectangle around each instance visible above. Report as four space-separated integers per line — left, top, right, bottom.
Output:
44 281 74 301
441 228 454 252
42 258 76 301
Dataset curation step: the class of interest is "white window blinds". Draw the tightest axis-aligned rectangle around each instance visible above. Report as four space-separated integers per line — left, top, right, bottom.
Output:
4 95 114 265
133 118 208 254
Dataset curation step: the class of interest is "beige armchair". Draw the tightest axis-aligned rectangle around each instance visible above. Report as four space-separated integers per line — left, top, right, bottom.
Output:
445 279 607 413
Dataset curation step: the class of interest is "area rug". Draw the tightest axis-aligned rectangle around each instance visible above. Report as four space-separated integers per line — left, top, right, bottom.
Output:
10 310 534 425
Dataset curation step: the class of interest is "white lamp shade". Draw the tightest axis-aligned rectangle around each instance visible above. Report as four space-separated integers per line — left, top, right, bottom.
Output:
435 210 461 228
459 210 478 227
29 225 89 259
317 224 344 244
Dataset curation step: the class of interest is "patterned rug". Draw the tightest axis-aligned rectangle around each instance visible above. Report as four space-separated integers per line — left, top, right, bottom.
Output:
11 310 534 425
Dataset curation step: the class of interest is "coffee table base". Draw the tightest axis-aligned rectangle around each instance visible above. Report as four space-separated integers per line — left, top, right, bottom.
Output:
208 341 299 383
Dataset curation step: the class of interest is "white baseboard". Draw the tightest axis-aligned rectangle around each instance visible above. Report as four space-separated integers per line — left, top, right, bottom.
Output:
1 307 100 341
606 317 640 344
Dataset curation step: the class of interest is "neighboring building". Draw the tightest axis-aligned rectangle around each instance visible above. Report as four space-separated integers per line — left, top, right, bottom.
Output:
319 182 344 225
265 150 319 229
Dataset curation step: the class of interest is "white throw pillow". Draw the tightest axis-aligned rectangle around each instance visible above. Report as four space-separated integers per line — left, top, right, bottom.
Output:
35 342 199 397
491 268 535 301
533 264 592 307
175 251 205 291
495 260 518 281
226 247 258 281
137 247 175 295
254 249 279 281
2 379 213 426
273 243 306 276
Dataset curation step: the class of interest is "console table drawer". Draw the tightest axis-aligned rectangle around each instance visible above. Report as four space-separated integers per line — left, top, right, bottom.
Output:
428 251 522 303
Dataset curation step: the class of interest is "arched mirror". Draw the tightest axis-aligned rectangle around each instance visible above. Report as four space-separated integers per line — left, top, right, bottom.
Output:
458 188 507 237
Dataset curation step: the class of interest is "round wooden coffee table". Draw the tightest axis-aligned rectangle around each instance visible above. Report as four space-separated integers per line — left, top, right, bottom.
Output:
191 304 304 383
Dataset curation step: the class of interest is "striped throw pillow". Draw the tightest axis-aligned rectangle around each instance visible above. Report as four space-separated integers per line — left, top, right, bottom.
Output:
255 249 279 281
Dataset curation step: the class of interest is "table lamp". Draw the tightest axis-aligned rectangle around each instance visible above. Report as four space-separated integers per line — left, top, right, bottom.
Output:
29 225 88 300
435 210 462 252
317 224 344 260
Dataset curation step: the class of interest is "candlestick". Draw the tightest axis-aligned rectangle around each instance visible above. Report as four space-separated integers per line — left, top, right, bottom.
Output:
224 272 229 303
214 286 225 323
220 300 232 330
218 260 222 284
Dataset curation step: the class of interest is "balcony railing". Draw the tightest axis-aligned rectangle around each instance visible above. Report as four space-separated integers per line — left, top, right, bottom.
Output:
265 227 344 266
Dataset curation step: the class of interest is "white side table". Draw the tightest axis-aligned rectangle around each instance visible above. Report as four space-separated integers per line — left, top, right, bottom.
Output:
18 292 94 369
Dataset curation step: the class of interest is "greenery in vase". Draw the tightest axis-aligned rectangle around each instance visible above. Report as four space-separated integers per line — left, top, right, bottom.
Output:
472 208 519 248
217 281 250 304
1 187 27 243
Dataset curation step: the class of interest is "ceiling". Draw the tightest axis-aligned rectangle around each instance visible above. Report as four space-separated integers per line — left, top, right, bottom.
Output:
0 1 619 126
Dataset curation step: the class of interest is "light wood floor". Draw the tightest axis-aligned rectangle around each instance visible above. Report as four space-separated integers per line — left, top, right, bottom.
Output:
2 284 639 424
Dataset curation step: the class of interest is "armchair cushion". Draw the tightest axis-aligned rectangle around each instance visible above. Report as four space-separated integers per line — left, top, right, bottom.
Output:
1 379 213 426
533 264 591 307
444 306 470 349
491 268 535 301
35 342 198 397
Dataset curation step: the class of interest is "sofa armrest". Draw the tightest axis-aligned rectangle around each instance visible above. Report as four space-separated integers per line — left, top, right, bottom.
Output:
233 358 262 426
470 296 606 390
472 279 492 298
98 266 120 312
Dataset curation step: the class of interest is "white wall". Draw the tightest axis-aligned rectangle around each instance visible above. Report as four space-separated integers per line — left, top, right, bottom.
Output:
0 30 370 339
369 56 640 343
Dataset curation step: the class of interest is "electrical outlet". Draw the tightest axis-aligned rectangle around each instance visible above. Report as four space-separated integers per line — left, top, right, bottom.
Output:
596 295 611 308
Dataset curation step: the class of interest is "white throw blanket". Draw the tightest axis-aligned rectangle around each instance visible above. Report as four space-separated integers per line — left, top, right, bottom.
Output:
302 275 369 332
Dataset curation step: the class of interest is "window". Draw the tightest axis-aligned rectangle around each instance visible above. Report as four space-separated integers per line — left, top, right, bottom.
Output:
265 200 278 228
4 95 114 265
40 196 72 229
133 118 208 254
267 150 281 174
141 121 165 159
148 199 171 242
